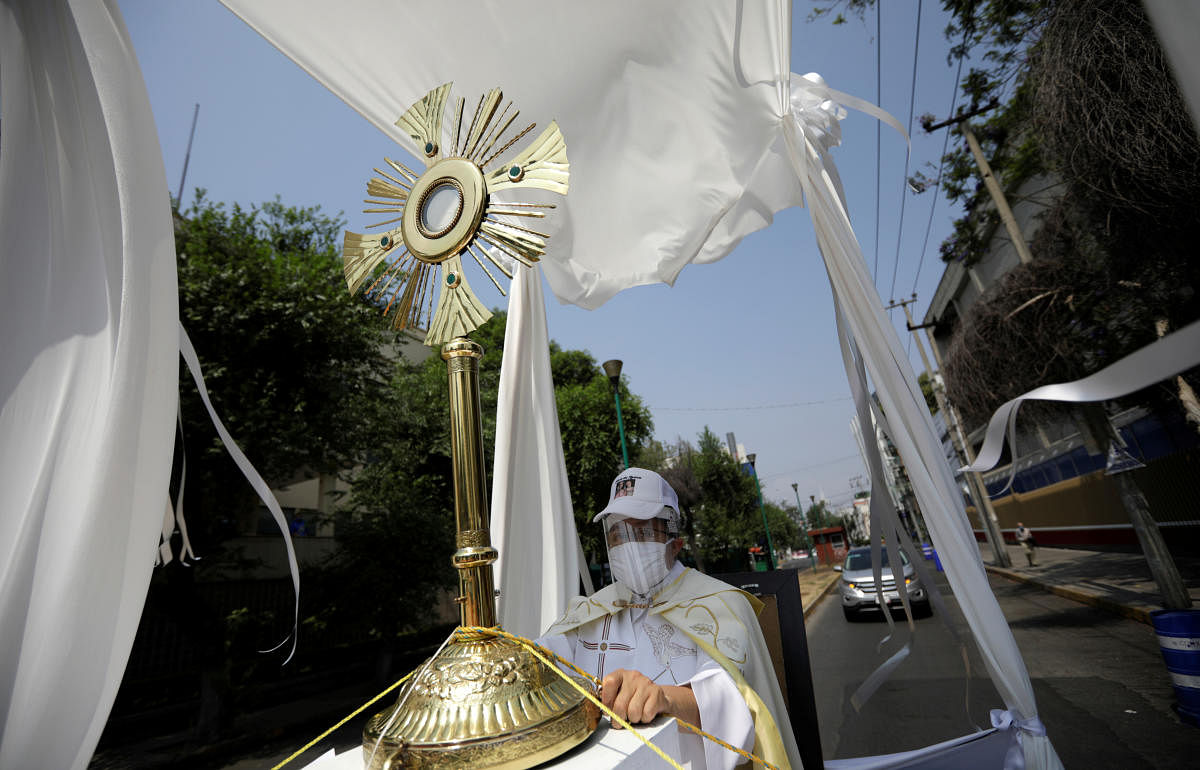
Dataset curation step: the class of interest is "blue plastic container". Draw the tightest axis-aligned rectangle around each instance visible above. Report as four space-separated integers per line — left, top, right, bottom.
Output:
921 542 934 560
1151 608 1200 726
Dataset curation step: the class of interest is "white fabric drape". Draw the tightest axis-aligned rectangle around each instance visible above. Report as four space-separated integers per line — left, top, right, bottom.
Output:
782 75 1062 770
490 266 588 638
220 2 1064 767
219 0 797 636
217 0 796 310
0 1 179 767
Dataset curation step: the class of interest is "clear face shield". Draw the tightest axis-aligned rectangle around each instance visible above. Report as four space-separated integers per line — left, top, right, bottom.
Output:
603 512 679 597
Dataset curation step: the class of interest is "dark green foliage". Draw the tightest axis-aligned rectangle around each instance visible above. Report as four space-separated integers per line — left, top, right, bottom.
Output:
684 428 764 572
307 354 460 641
555 370 654 561
317 308 654 633
758 500 803 552
815 0 1200 428
917 372 939 414
175 192 396 548
805 500 833 531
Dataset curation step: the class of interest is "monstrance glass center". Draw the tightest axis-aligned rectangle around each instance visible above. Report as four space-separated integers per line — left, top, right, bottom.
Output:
419 181 464 238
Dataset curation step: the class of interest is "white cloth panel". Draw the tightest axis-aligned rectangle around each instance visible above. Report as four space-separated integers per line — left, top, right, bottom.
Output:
782 76 1062 770
490 266 585 638
220 3 1065 766
0 1 178 767
218 0 798 310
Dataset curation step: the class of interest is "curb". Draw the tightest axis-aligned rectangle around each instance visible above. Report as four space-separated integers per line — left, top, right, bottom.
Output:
801 573 841 619
984 564 1154 625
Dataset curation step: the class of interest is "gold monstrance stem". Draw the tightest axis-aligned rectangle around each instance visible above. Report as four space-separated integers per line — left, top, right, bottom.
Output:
443 338 497 627
362 337 594 770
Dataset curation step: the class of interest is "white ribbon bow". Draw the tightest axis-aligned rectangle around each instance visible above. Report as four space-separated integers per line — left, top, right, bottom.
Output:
991 709 1047 770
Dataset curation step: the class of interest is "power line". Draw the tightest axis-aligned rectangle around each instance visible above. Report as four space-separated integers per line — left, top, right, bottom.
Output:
761 453 863 481
872 0 882 285
911 34 967 295
650 397 852 413
888 0 924 304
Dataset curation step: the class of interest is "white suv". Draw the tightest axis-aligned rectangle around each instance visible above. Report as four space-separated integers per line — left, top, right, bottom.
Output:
835 546 931 620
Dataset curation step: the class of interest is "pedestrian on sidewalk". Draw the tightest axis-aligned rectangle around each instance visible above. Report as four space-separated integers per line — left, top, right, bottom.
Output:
1016 522 1038 566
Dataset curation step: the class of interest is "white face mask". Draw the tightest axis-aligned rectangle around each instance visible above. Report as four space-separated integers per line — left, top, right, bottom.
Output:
609 541 670 596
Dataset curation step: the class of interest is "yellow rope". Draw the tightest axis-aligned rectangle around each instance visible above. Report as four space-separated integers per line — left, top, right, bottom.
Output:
270 669 415 770
459 626 780 770
272 625 780 770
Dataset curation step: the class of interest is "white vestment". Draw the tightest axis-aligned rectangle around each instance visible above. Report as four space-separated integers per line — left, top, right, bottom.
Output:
538 562 755 770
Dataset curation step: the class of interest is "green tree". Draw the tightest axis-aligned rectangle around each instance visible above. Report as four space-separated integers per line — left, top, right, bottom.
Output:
556 372 654 561
175 192 397 548
756 501 802 554
642 438 708 571
308 352 459 642
324 309 654 615
690 428 762 572
168 193 405 736
917 372 938 415
817 0 1200 425
805 500 831 531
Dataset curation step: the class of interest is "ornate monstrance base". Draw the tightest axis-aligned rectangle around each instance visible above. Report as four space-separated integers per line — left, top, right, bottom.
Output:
362 635 597 770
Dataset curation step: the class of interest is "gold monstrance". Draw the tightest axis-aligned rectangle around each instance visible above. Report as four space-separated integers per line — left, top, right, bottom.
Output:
341 84 594 769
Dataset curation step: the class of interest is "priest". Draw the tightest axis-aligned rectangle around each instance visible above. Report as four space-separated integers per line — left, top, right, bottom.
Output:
537 468 803 770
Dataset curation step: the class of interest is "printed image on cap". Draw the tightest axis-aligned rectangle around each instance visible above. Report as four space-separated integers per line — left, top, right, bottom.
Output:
594 467 680 523
613 475 639 498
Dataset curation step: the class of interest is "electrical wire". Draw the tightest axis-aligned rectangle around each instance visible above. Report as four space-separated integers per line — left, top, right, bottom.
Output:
650 397 853 412
872 0 882 285
888 0 924 304
911 34 967 296
761 453 863 481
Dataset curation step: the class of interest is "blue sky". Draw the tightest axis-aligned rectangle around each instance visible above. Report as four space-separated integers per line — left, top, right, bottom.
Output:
119 1 970 510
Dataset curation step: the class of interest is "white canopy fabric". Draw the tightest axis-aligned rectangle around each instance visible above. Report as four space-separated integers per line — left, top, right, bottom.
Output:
218 1 1065 767
216 3 1066 768
2 0 1115 767
489 264 592 637
0 1 179 767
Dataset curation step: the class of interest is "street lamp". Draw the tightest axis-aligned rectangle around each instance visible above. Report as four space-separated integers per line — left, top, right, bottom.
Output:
601 359 630 469
746 453 776 571
792 482 816 572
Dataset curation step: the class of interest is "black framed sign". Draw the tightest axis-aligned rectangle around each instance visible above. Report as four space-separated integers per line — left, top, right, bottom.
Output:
713 569 824 770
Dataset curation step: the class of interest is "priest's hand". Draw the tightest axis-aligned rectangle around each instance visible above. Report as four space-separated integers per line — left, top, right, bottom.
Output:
600 669 700 728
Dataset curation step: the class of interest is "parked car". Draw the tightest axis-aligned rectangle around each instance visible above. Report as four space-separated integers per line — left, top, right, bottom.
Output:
835 546 930 620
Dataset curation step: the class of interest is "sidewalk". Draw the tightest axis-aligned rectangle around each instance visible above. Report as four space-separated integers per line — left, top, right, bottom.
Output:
780 560 842 618
977 542 1200 624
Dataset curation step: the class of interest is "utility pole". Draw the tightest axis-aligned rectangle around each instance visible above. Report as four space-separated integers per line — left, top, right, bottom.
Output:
888 295 1011 567
175 103 200 206
746 454 776 570
1077 405 1191 609
792 483 816 572
923 101 1033 266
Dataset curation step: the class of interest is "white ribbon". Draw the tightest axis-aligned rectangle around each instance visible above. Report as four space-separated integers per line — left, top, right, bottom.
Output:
172 407 199 562
991 709 1047 770
963 319 1200 474
179 322 300 662
157 408 200 567
156 499 175 566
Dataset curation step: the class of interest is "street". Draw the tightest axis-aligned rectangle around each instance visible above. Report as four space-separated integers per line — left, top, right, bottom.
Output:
806 570 1198 767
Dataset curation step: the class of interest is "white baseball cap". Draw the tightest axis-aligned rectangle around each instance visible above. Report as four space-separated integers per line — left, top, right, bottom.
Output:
593 468 680 523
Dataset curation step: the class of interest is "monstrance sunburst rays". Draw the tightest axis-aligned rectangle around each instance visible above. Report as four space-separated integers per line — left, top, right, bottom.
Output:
342 82 568 346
